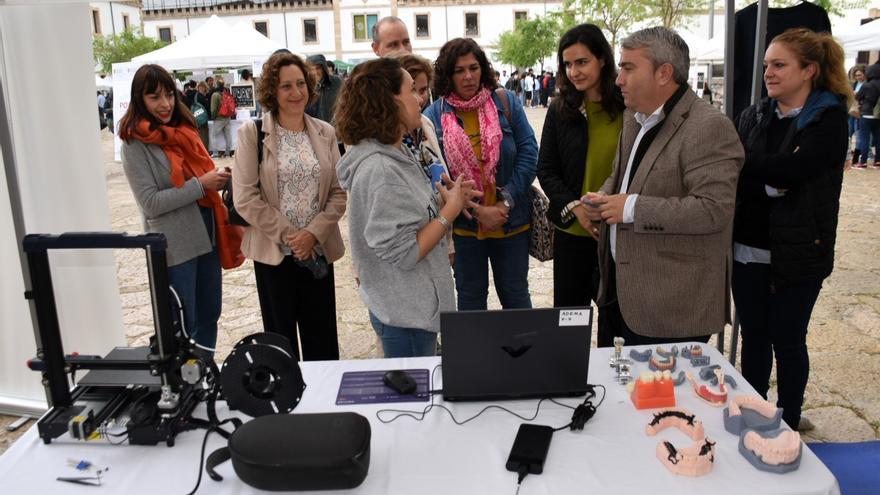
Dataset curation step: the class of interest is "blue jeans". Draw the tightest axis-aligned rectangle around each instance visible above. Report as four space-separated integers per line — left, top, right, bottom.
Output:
167 207 222 350
452 230 532 310
848 115 859 151
855 117 879 164
369 312 437 358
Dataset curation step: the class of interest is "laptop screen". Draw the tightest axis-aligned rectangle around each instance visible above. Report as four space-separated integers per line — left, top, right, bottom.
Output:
440 307 592 401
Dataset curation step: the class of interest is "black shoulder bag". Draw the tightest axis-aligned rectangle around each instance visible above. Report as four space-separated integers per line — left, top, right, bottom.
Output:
223 119 263 227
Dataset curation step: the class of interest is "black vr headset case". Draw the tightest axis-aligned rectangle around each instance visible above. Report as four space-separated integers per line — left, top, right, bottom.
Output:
211 412 371 491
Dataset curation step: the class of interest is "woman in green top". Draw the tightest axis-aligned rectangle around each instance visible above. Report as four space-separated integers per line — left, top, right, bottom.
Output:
537 23 624 346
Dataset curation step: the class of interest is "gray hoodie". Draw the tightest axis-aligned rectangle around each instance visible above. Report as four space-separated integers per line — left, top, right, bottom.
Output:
336 140 455 332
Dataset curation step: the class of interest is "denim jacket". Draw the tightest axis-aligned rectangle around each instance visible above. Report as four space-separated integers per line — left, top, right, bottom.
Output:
423 89 538 232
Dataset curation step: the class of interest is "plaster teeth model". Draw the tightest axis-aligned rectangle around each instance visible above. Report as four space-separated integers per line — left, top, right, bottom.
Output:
649 354 676 372
657 438 716 477
723 395 784 434
687 368 728 407
680 345 703 360
629 348 652 362
656 345 679 358
738 428 802 473
645 408 705 441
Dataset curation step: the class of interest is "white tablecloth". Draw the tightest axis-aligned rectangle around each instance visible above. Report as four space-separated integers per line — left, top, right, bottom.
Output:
0 345 839 495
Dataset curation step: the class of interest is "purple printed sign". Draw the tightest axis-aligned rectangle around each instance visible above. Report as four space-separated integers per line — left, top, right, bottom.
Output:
336 369 431 405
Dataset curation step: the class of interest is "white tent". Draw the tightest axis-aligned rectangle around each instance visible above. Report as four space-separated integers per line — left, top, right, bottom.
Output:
836 19 880 56
95 74 112 89
132 15 284 70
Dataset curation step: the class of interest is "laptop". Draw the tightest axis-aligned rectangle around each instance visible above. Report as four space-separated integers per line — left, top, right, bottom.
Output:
440 307 592 401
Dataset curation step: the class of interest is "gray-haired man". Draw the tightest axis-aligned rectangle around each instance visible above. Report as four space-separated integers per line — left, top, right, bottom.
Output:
371 16 412 57
584 27 745 346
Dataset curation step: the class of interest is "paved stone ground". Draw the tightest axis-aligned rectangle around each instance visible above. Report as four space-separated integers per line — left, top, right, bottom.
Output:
2 107 878 455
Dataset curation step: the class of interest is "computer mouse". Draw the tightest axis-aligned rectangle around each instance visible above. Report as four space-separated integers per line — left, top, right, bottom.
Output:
383 370 417 395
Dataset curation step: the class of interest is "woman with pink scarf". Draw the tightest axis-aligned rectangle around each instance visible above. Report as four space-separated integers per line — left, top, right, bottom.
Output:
424 38 539 310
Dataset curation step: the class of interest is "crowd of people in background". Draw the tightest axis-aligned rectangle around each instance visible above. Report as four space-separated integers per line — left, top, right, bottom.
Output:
116 13 876 433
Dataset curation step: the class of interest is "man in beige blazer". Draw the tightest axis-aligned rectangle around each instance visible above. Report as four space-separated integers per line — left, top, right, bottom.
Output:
584 27 744 345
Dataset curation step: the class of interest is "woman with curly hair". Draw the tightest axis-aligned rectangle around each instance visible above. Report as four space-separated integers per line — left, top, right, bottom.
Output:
424 38 538 311
232 52 347 361
386 51 455 266
335 58 479 358
537 24 624 346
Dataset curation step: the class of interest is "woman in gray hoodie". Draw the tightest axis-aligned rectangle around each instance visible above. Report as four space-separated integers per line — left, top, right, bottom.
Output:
335 58 480 357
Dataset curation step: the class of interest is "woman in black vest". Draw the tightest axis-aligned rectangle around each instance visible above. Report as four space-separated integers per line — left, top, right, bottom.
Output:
733 28 851 431
536 24 623 346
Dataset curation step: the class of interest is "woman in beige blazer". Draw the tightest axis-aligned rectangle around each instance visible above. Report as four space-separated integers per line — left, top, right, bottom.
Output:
233 52 346 361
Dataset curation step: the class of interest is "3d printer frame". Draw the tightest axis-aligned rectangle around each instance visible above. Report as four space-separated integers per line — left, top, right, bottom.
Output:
23 232 200 446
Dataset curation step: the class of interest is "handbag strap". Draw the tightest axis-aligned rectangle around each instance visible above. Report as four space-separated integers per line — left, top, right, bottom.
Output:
495 88 511 123
254 118 264 166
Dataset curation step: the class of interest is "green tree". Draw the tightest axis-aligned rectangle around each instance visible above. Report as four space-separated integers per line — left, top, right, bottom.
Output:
556 0 650 50
93 28 167 73
494 16 560 70
650 0 707 29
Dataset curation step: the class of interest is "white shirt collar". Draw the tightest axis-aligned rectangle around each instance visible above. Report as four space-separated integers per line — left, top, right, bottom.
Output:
635 104 665 127
775 106 803 119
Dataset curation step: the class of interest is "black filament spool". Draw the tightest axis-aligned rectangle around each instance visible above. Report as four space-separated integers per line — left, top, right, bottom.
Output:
220 342 305 417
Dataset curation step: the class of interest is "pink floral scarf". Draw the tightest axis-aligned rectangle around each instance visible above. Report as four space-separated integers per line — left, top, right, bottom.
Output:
440 87 502 192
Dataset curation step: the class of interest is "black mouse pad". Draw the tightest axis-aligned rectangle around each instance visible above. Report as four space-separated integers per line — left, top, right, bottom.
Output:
335 369 430 405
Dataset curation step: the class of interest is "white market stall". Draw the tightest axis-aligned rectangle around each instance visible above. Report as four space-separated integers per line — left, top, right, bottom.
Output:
836 19 880 56
131 14 283 71
119 15 284 156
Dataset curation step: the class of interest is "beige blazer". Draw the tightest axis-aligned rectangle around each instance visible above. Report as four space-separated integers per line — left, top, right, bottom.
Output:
233 112 347 265
597 89 744 338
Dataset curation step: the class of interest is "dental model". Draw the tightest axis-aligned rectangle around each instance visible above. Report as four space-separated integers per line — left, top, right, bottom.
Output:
710 373 738 389
645 408 705 441
687 368 728 406
699 364 721 380
629 348 652 362
723 395 784 434
729 395 778 418
657 438 716 477
673 371 687 386
680 345 702 360
690 355 711 367
628 370 676 409
656 345 679 358
739 428 802 473
649 354 676 372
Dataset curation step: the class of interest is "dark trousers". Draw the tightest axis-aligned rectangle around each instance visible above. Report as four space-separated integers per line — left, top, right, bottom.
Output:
599 263 712 347
553 230 609 344
253 257 339 361
732 261 822 430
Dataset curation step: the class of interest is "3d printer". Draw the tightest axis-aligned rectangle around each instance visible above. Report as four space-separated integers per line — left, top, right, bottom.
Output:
23 232 218 446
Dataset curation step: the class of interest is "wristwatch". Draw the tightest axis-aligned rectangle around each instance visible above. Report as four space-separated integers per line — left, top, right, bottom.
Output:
561 200 581 222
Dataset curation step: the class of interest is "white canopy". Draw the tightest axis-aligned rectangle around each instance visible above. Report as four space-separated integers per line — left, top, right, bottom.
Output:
836 19 880 56
681 31 726 63
95 74 112 89
132 15 284 71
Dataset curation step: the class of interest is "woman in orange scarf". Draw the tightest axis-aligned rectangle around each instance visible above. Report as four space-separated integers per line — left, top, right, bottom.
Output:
119 64 243 351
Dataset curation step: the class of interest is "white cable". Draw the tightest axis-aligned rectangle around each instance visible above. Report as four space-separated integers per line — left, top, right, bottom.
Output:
168 286 216 353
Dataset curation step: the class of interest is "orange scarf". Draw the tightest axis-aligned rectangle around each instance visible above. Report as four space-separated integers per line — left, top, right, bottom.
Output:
130 120 244 269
